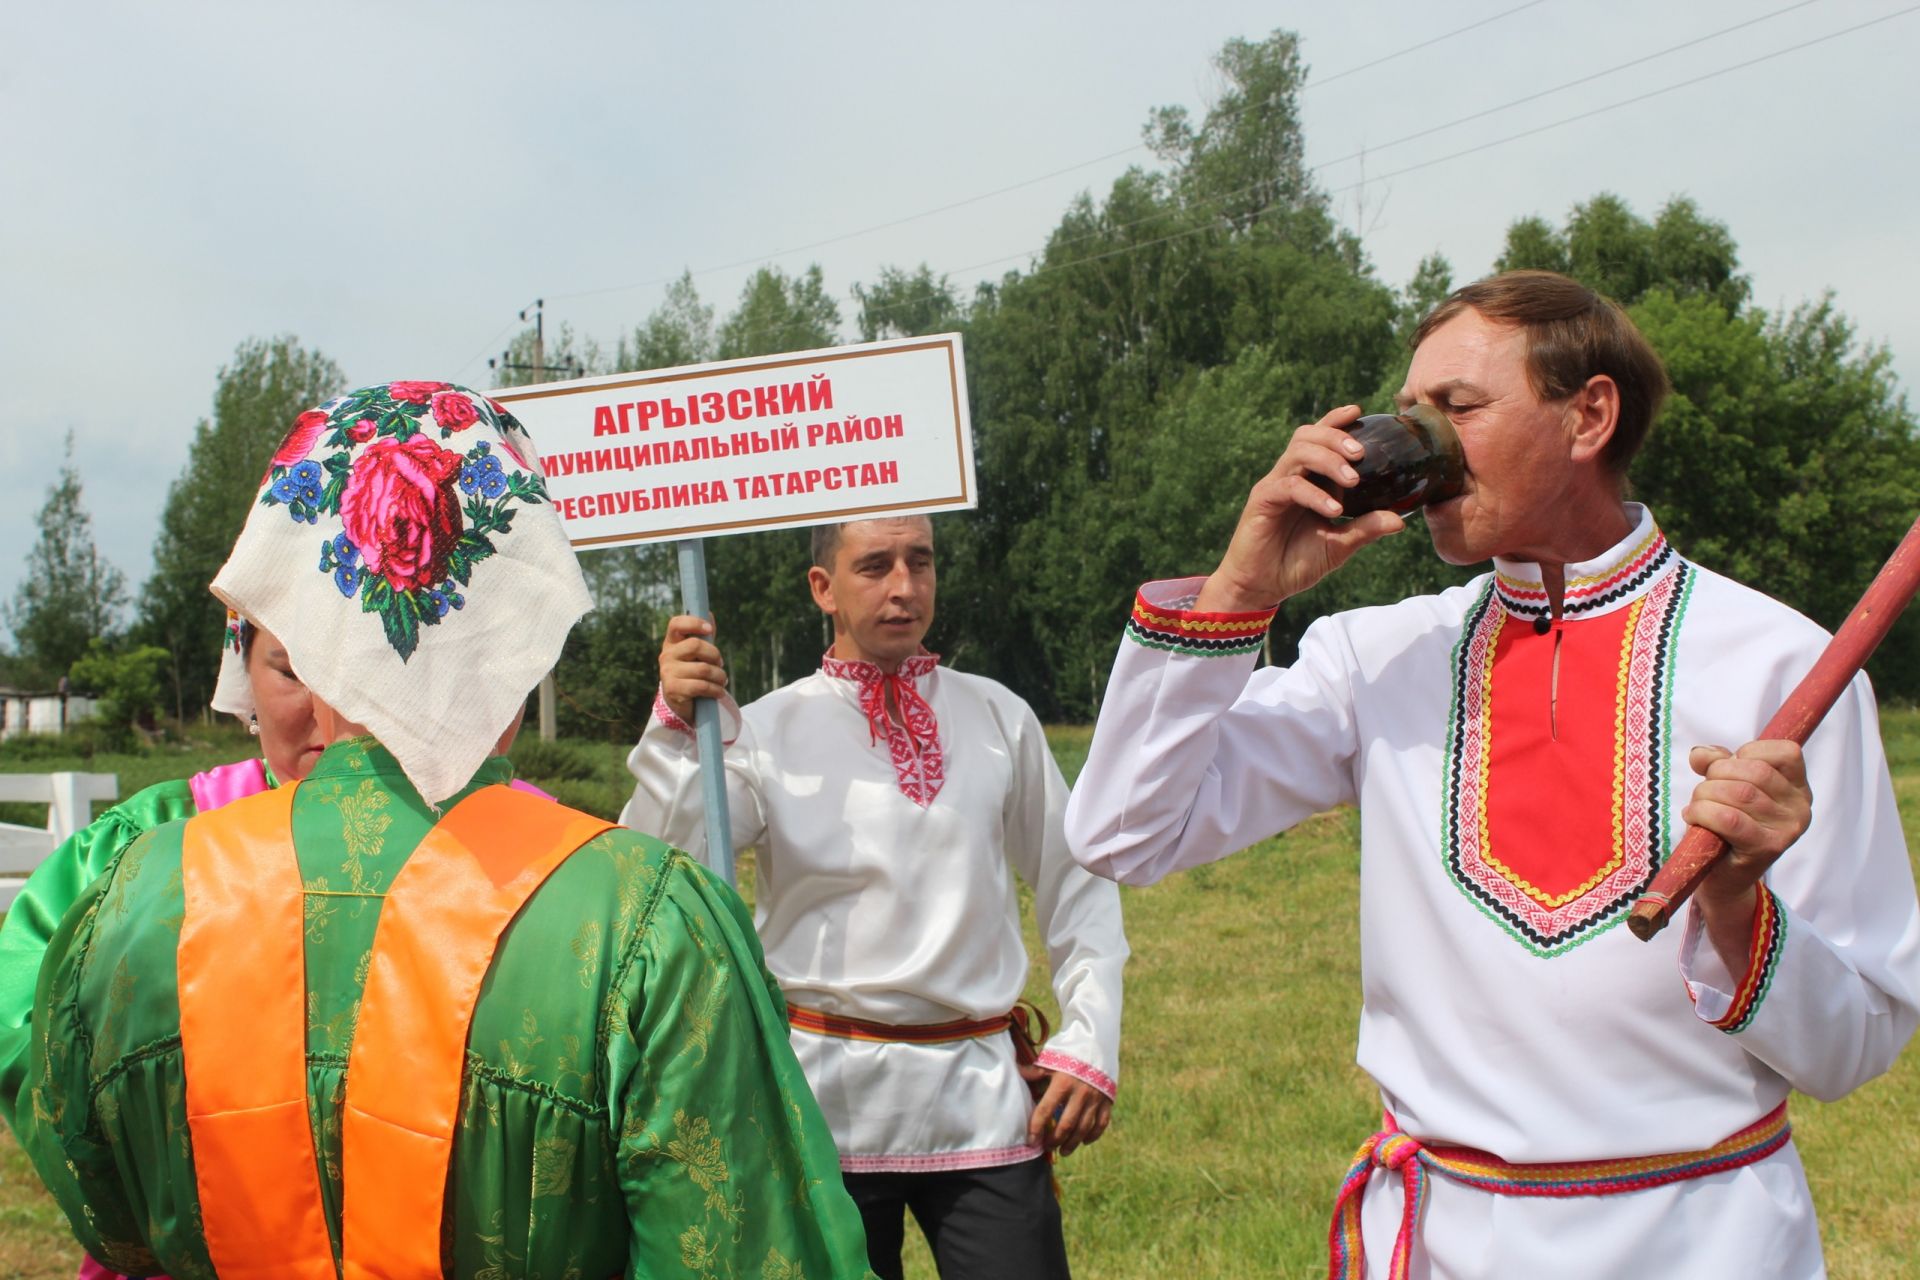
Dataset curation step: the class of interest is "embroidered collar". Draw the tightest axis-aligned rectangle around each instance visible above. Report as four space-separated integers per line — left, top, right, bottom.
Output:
1491 505 1677 623
819 651 945 806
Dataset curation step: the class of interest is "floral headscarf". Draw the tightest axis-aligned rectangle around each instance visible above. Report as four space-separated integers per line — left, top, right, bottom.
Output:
209 610 254 722
211 382 592 804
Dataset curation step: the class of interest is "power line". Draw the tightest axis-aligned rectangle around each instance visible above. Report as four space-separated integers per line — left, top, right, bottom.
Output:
861 0 1831 306
543 151 1141 309
1309 0 1826 175
867 6 1885 309
455 1 1894 374
1303 0 1555 89
1325 3 1918 198
852 3 1918 325
451 316 526 389
534 2 1560 314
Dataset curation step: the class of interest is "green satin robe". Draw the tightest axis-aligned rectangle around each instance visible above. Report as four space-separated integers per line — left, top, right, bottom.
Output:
0 775 203 1139
16 739 872 1279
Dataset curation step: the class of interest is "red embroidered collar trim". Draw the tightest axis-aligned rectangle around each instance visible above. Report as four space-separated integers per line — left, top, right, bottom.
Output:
819 651 945 806
1493 527 1676 623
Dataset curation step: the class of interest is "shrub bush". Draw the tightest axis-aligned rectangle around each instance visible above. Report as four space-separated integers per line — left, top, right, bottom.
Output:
0 720 136 763
507 737 603 785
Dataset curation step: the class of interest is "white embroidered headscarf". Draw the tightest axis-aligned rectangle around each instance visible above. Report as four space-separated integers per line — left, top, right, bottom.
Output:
209 610 254 722
211 381 592 804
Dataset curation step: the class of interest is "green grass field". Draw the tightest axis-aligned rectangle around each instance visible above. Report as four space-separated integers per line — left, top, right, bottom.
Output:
0 714 1915 1277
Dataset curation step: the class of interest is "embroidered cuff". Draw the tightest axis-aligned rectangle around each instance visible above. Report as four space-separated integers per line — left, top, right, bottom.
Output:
1035 1048 1118 1100
1125 580 1275 659
1683 887 1787 1034
652 687 694 734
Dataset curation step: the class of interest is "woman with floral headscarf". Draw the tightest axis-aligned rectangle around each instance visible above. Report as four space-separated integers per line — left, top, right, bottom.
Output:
6 613 556 1280
10 383 872 1278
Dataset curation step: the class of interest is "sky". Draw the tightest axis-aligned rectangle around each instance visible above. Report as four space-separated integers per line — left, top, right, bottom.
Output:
4 0 1917 632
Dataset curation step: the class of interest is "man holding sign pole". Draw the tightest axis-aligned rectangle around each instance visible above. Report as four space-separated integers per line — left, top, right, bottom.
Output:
623 515 1127 1280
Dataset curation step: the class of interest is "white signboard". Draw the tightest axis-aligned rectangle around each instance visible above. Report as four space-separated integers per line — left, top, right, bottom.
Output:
490 334 975 549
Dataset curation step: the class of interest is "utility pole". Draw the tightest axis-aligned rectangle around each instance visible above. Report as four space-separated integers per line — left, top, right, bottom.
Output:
488 299 583 384
489 299 577 743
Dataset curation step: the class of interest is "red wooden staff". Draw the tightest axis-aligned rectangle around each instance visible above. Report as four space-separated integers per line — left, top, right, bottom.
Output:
1629 514 1920 941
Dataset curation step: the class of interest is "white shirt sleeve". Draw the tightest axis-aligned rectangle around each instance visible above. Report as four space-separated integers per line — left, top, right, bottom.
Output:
1677 674 1920 1099
620 691 769 867
1065 579 1362 886
1000 696 1127 1097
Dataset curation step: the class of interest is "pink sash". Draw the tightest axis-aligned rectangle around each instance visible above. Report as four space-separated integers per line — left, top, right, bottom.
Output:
186 758 270 814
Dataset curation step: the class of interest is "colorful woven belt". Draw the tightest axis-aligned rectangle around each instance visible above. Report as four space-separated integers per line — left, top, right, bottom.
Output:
1328 1103 1791 1280
786 1003 1013 1044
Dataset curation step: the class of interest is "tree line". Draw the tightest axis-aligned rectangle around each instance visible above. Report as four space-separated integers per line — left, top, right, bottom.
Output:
9 28 1917 738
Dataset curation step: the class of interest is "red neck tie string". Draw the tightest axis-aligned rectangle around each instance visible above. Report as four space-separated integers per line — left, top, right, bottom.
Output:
821 652 945 806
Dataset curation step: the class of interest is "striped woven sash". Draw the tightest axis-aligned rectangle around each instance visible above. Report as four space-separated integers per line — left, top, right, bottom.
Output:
1327 1103 1791 1280
786 1003 1013 1044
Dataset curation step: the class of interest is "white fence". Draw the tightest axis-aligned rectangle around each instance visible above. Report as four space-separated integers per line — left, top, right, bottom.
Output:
0 692 101 741
0 694 102 744
0 772 119 910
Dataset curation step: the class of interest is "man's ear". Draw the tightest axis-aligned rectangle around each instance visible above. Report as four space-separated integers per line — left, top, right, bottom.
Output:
1568 373 1622 466
493 703 527 757
807 564 837 616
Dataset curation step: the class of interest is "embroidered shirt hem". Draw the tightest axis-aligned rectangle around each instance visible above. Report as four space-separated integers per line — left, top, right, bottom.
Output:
839 1142 1046 1174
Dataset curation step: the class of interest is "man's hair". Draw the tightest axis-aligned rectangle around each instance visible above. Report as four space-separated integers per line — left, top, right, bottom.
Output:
809 516 934 570
1413 269 1671 474
810 523 845 571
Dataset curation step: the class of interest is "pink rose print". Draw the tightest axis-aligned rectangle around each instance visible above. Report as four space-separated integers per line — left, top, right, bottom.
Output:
339 435 465 592
270 410 330 471
348 418 377 443
388 380 450 405
497 427 533 471
430 390 480 432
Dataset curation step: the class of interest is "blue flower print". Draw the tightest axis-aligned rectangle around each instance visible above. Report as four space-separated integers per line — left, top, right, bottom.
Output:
460 453 507 499
272 460 325 523
273 460 323 503
320 532 362 579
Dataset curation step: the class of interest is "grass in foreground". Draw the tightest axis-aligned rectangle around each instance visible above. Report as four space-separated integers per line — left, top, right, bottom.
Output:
0 715 1914 1276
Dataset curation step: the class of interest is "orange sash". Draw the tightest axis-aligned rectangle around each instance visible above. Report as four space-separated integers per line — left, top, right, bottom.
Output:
177 783 611 1278
180 786 334 1279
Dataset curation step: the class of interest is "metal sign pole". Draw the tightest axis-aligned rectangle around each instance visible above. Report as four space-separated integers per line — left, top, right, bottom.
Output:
675 538 736 886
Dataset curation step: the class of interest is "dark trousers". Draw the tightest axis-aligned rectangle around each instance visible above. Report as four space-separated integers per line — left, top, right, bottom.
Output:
843 1157 1070 1280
